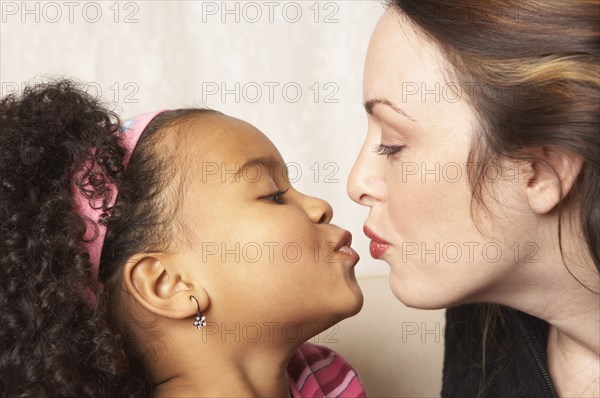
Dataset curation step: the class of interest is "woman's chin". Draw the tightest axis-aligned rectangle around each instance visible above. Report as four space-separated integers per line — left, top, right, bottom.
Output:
389 270 457 310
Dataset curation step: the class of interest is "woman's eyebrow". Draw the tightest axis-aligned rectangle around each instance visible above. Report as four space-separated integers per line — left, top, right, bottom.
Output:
363 98 417 123
229 155 283 184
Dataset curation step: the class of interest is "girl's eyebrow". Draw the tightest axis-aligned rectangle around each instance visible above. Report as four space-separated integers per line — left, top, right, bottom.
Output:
363 98 417 123
229 154 282 183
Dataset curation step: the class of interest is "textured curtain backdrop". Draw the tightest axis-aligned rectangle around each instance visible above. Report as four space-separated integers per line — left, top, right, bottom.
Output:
1 2 445 396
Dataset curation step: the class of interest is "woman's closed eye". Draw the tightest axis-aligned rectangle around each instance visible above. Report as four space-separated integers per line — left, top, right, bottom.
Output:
263 188 289 204
372 143 406 159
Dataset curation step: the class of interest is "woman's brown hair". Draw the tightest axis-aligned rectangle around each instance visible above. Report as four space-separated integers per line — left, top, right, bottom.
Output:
389 0 599 271
387 0 599 395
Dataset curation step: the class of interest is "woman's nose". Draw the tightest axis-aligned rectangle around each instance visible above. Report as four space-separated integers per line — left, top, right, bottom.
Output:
347 141 386 207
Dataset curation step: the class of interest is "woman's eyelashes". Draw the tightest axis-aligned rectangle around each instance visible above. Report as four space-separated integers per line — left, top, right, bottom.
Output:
263 188 289 204
372 143 406 159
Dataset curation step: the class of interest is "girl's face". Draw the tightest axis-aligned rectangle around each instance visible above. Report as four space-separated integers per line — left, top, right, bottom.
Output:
176 114 363 339
348 9 536 309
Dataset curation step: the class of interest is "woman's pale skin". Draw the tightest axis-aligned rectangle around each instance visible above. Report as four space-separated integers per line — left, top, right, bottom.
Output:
348 9 599 397
112 114 363 397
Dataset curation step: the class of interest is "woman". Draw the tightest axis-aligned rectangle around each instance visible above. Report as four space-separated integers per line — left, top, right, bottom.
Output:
348 1 599 397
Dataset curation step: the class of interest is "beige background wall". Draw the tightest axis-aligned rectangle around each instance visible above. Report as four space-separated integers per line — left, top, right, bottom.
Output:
320 275 445 397
1 1 445 396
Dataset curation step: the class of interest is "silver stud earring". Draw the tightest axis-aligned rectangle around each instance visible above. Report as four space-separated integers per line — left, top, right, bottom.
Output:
190 295 206 330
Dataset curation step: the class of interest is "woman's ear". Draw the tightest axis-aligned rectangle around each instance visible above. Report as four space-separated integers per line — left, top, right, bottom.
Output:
122 253 210 319
524 147 584 215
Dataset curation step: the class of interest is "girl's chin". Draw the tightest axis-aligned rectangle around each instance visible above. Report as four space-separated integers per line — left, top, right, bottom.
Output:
334 289 365 323
320 293 364 330
340 277 365 316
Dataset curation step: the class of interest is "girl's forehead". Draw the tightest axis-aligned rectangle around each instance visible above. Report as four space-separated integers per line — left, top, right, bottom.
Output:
175 115 287 199
181 113 283 168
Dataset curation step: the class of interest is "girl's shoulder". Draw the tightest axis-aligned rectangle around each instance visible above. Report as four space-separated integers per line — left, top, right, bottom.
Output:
287 342 367 398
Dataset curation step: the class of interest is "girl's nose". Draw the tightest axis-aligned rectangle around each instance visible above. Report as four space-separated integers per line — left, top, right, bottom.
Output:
301 194 334 224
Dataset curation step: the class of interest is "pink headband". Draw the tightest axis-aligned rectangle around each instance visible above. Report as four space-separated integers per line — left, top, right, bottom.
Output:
72 110 169 307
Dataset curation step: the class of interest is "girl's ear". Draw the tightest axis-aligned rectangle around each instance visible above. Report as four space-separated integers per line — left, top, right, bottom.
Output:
524 147 584 215
122 254 209 319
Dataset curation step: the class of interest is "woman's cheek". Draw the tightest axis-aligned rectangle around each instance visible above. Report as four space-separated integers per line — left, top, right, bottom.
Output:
386 167 434 233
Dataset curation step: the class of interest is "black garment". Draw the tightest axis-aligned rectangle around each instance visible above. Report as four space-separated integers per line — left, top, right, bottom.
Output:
441 304 558 398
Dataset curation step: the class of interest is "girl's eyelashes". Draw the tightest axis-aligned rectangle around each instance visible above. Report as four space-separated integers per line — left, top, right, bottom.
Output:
263 188 289 204
372 143 406 158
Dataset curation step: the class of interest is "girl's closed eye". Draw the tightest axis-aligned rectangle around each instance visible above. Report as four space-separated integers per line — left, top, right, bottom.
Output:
263 188 289 204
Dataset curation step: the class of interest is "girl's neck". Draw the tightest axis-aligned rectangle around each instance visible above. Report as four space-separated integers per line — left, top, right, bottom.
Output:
151 342 296 398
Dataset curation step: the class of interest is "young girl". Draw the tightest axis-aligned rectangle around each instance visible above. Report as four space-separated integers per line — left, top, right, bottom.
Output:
0 79 366 397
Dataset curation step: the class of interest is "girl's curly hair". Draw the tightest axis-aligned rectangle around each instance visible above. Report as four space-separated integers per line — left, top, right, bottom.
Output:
0 79 215 397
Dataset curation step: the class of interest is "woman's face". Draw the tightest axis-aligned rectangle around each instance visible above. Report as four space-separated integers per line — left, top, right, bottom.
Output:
348 9 535 309
175 113 363 340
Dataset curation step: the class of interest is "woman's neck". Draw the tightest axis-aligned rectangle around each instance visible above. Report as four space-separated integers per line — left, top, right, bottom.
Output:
546 323 600 397
485 219 599 392
477 212 597 346
485 227 600 397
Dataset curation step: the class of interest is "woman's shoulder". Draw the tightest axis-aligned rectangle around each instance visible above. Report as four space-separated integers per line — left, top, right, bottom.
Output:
287 342 367 398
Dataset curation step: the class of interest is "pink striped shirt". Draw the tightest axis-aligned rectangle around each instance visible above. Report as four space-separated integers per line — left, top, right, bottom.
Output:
287 343 367 398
